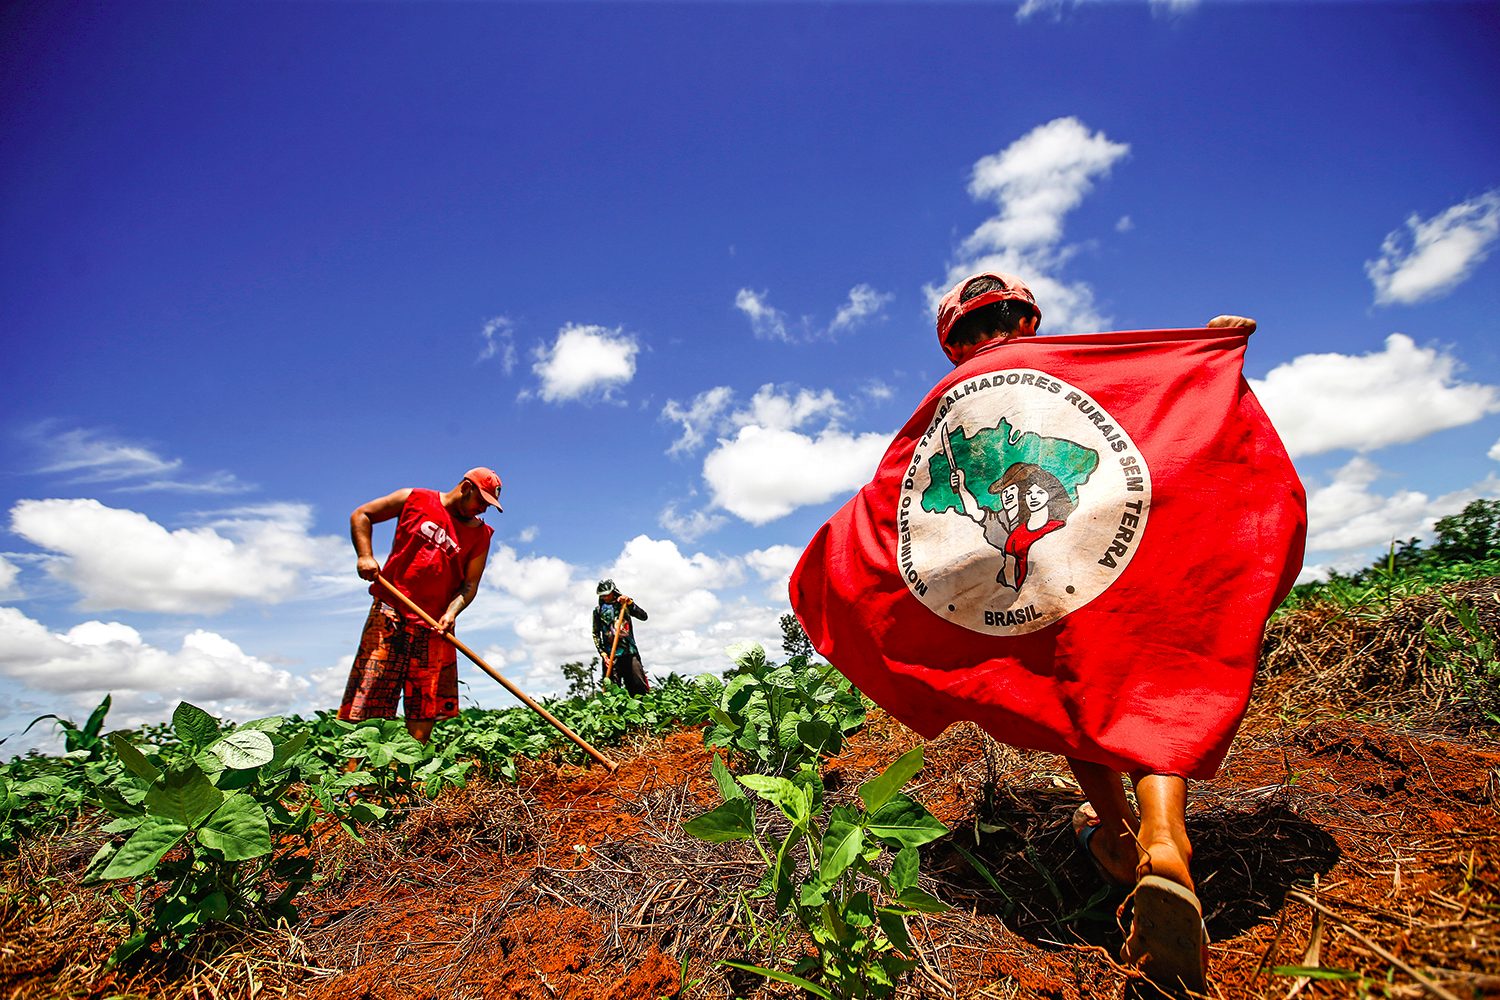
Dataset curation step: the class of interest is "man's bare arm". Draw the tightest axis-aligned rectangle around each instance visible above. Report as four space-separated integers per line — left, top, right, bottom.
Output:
351 488 413 581
437 544 490 632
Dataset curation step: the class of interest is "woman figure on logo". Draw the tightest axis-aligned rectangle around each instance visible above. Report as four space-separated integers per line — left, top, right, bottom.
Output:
997 463 1074 590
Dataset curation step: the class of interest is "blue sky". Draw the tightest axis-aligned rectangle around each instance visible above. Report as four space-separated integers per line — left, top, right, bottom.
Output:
3 1 1498 753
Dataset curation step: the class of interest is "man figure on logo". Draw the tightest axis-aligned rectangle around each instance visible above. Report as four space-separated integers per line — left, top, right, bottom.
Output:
338 468 502 743
592 579 650 696
937 273 1257 994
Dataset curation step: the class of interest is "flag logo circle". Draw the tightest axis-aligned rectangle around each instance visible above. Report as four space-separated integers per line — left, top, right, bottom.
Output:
896 367 1151 635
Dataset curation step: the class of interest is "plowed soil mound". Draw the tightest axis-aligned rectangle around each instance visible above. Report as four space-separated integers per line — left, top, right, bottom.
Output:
4 690 1498 999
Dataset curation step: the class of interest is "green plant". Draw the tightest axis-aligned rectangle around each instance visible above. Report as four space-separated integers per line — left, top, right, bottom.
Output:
1425 594 1500 724
705 644 865 776
684 748 949 999
1 695 120 854
82 702 315 965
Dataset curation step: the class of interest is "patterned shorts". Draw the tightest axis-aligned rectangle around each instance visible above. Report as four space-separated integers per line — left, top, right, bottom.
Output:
338 601 459 722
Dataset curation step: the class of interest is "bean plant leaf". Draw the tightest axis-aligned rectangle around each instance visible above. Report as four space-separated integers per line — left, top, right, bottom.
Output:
857 746 924 813
172 702 222 750
865 793 948 848
893 886 949 913
710 754 743 802
207 729 275 771
741 774 810 825
890 845 919 893
845 890 877 928
819 806 865 883
799 878 830 908
270 722 310 773
197 792 272 861
197 891 230 923
110 733 160 782
102 815 190 878
776 714 803 750
878 908 914 954
719 961 833 1000
682 798 755 843
797 718 834 754
145 764 223 827
81 841 116 883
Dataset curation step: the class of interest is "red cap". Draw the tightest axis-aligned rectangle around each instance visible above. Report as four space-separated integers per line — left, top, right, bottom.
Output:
463 467 503 511
935 272 1041 365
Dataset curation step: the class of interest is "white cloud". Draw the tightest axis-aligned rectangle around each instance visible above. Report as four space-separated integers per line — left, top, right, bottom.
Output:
663 386 736 455
688 384 889 525
1303 457 1500 559
517 526 539 544
732 384 843 433
1018 0 1198 20
613 535 736 595
744 544 801 601
24 424 253 494
658 503 728 542
1016 0 1064 20
828 284 894 334
0 555 19 600
736 285 893 342
964 118 1130 252
1367 190 1500 305
664 383 848 457
735 289 790 342
9 498 343 614
1115 216 1134 233
1490 438 1500 463
936 117 1129 334
478 315 518 373
1250 334 1500 457
862 380 895 402
531 324 639 402
0 607 309 727
704 425 889 525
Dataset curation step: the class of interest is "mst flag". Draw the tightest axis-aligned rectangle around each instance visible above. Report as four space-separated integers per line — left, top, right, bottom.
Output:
790 327 1306 779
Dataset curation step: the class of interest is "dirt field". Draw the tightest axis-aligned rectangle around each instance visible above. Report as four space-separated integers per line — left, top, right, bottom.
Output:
3 590 1498 999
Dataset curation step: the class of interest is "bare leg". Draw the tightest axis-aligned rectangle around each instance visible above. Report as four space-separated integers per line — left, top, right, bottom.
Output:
1132 774 1193 892
1066 757 1139 885
406 717 435 744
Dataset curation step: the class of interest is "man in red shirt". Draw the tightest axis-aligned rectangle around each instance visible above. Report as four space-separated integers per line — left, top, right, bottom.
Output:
338 468 501 743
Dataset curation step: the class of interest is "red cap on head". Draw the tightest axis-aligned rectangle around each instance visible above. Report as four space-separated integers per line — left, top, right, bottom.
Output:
463 467 503 511
935 272 1041 365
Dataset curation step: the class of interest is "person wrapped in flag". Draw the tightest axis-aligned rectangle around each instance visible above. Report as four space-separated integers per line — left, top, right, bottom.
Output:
790 272 1306 995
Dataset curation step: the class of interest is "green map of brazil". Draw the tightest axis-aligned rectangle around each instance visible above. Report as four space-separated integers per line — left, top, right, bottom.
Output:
921 418 1099 516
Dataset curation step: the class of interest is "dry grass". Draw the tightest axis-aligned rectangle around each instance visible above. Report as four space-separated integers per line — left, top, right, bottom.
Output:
1260 578 1500 728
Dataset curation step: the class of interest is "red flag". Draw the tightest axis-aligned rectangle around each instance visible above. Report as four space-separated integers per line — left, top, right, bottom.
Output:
790 328 1305 779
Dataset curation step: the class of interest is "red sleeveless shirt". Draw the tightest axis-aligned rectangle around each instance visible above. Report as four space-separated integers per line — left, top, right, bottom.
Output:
369 489 494 621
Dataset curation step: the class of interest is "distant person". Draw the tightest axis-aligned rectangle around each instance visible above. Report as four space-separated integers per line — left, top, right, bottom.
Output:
592 579 650 696
338 468 502 743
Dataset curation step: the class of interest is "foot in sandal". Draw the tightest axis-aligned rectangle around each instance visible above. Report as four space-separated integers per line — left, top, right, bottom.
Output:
1120 874 1208 996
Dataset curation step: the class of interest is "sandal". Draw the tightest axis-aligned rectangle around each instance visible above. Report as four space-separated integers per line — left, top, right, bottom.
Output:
1072 803 1133 890
1120 875 1209 996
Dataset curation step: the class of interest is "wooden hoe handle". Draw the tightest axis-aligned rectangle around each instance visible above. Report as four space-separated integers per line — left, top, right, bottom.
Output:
374 574 618 772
